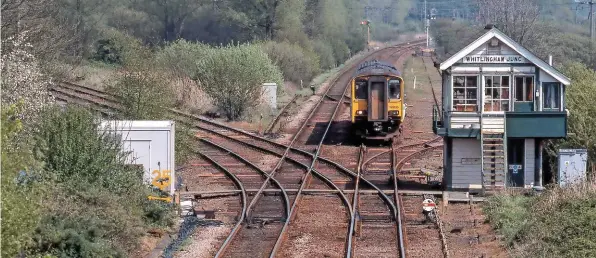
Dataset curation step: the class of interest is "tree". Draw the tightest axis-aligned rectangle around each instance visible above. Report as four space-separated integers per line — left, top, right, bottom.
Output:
274 0 308 45
476 0 541 45
0 33 54 125
224 0 282 40
546 62 596 167
134 0 204 42
1 0 83 63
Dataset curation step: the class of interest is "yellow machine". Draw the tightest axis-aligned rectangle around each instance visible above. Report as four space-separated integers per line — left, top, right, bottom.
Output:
350 60 405 142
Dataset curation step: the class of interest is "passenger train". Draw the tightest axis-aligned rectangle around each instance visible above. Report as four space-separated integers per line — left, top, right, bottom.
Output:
350 60 405 142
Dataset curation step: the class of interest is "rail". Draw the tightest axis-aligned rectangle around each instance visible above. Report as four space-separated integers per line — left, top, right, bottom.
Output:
192 149 247 258
51 39 427 258
268 58 352 258
263 95 298 135
392 144 408 258
346 145 365 257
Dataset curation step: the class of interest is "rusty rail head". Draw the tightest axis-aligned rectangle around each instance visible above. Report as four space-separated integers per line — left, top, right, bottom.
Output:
269 66 352 258
346 145 366 258
395 145 442 173
56 41 426 258
264 95 298 135
198 138 291 222
193 149 247 258
391 144 408 258
269 44 422 258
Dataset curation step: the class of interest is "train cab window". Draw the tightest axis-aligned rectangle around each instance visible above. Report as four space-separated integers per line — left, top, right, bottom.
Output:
355 79 368 99
388 79 401 99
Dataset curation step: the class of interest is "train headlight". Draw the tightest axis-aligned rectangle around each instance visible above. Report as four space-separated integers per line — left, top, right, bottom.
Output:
389 110 399 116
356 110 367 116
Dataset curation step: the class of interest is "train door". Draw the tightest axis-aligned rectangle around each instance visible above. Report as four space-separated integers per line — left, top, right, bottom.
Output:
368 76 387 121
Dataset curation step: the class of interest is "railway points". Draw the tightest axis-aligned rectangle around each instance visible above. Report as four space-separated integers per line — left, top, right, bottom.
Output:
50 38 498 258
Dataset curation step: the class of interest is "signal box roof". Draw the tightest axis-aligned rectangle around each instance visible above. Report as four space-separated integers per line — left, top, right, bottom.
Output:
353 59 401 77
438 26 570 86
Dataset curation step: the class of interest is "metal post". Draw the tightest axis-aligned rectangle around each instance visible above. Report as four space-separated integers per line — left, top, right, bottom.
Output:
425 0 429 47
424 0 427 21
367 23 370 48
591 0 595 41
426 21 430 48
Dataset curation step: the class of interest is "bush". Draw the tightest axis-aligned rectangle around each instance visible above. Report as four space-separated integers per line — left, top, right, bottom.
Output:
154 40 214 112
107 51 175 120
154 39 210 78
312 39 337 70
484 182 596 258
195 43 284 120
30 106 175 257
92 39 123 64
91 28 144 66
329 39 351 65
34 106 132 191
1 103 45 258
261 41 320 84
483 193 532 245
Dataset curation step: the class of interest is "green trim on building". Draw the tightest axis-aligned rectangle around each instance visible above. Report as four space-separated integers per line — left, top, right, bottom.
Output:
505 112 567 138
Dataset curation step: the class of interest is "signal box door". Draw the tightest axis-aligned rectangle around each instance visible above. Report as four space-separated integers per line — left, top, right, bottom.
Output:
368 77 387 121
507 138 525 187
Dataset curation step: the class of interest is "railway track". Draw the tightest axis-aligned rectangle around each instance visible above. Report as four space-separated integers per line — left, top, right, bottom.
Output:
263 95 298 135
274 43 428 257
348 144 401 258
49 39 431 257
394 139 446 258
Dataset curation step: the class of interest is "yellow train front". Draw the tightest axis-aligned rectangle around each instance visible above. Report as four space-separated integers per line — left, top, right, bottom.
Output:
350 60 405 141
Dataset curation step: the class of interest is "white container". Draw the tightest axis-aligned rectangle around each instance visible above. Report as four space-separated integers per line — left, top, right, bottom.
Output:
99 120 176 195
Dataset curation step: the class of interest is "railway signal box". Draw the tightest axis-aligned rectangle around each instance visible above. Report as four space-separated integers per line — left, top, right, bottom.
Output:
432 26 571 192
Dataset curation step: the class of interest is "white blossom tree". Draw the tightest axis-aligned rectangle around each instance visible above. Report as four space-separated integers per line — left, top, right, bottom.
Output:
1 32 54 124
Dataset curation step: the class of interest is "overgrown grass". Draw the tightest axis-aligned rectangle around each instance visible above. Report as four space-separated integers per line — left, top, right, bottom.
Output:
483 193 533 246
484 181 596 257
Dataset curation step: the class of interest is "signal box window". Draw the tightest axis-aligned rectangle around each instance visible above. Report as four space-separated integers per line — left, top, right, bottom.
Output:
543 82 560 110
355 79 368 99
515 76 534 102
484 75 510 112
388 79 401 99
453 76 478 112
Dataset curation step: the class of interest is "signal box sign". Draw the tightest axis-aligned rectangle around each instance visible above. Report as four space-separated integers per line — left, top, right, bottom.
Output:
463 55 525 64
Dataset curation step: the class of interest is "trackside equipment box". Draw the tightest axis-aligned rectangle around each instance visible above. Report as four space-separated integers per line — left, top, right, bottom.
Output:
558 149 588 187
100 120 176 195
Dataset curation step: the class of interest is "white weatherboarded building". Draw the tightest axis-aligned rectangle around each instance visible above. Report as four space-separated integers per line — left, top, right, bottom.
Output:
432 25 571 192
